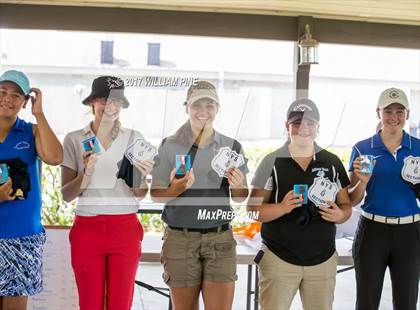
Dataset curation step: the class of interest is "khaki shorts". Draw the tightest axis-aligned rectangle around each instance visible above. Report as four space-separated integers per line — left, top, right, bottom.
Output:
161 227 237 288
258 245 338 310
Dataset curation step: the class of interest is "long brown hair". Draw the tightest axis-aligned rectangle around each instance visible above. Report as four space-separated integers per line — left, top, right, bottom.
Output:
167 121 194 147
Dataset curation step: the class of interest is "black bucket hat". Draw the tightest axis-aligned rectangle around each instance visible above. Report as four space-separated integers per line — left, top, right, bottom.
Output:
82 76 129 108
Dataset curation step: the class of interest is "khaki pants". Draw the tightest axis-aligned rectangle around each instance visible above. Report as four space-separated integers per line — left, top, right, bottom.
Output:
258 245 337 310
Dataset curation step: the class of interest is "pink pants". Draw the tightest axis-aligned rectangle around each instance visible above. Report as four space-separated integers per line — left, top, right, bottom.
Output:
69 214 143 310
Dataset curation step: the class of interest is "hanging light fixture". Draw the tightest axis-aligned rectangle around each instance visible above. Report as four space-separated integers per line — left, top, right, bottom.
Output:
298 24 319 65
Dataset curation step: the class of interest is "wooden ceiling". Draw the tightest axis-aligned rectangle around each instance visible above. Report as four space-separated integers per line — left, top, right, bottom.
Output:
2 0 420 26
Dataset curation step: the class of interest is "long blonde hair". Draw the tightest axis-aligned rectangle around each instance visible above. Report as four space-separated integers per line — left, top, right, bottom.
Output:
376 121 382 133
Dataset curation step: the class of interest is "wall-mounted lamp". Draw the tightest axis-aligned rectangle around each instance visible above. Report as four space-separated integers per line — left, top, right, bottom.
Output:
298 24 319 65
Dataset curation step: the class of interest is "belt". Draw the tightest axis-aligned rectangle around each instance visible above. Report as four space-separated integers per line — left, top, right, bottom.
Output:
168 223 230 234
362 211 420 225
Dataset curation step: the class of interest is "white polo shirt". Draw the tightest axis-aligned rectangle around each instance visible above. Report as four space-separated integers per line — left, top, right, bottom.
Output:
62 123 143 216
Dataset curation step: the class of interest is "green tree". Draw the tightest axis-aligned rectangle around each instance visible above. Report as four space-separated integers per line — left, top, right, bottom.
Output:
41 164 75 226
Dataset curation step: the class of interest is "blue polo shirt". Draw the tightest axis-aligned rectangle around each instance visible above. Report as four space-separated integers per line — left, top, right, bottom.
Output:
349 131 420 217
0 117 43 239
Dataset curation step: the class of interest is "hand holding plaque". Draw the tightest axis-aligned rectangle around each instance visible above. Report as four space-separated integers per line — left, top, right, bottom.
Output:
125 138 158 165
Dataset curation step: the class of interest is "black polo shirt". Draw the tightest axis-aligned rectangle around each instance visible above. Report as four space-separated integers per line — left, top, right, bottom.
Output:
251 143 350 266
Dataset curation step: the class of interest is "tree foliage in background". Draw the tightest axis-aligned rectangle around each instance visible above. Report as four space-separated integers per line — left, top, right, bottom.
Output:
41 165 75 226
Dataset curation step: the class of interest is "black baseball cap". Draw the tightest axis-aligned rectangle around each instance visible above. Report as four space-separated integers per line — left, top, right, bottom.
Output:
286 98 320 123
82 76 129 108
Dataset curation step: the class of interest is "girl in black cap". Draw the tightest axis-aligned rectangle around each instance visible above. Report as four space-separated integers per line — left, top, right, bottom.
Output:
151 81 249 310
60 76 154 310
248 99 352 310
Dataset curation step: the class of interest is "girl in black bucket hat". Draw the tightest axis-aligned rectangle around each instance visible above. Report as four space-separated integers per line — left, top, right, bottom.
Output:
61 76 154 310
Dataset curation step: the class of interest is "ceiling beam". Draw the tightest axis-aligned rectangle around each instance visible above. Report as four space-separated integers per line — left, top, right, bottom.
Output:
0 4 418 49
1 0 419 26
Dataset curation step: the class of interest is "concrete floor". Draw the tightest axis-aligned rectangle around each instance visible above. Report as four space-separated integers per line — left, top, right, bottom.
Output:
131 262 414 310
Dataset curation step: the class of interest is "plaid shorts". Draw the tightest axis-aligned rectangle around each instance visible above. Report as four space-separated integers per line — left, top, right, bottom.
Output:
0 232 46 296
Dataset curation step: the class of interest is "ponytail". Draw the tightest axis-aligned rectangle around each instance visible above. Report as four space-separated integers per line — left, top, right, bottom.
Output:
167 121 194 147
111 119 121 140
376 121 382 133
